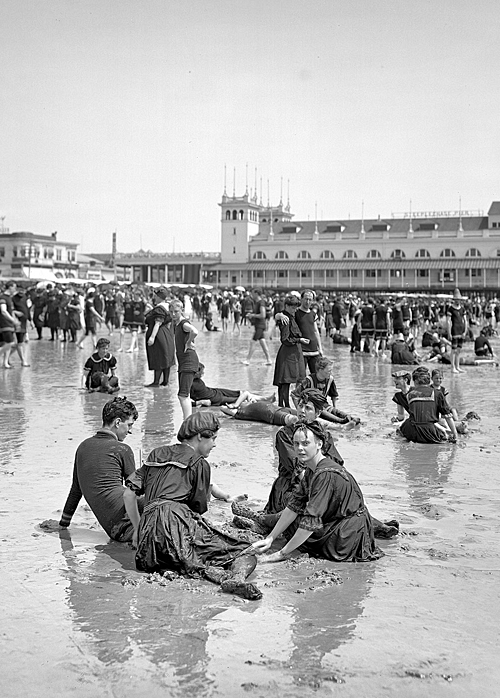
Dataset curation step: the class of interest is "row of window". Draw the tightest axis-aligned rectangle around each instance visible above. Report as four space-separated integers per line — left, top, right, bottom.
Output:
226 210 258 221
250 268 484 279
10 246 76 262
252 247 485 260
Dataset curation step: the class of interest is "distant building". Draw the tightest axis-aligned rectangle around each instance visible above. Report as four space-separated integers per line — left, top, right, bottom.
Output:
87 251 220 286
210 192 500 292
0 228 79 281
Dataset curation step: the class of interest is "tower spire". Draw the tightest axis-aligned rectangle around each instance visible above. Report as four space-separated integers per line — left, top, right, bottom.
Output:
279 177 283 206
254 168 258 202
286 179 290 212
223 164 227 197
259 177 263 206
233 167 236 198
245 162 249 197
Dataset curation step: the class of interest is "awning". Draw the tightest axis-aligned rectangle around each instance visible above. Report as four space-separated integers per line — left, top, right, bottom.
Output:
17 266 60 282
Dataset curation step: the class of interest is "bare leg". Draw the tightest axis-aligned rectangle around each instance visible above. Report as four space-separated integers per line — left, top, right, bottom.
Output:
259 338 272 364
179 395 192 419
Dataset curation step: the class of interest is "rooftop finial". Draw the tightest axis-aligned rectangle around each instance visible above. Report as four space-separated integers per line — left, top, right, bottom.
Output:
254 167 258 202
267 179 270 208
409 199 413 233
279 177 283 206
458 195 463 232
245 162 249 196
259 177 263 206
223 164 227 197
286 179 290 212
233 167 236 198
314 201 319 237
361 200 365 235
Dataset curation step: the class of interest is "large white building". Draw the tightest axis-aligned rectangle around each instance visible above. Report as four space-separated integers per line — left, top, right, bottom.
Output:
211 191 500 292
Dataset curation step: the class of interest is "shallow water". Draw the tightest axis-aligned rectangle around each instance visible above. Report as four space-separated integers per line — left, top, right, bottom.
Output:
1 325 499 697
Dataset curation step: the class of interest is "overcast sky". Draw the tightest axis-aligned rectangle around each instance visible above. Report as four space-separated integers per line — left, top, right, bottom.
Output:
1 0 498 254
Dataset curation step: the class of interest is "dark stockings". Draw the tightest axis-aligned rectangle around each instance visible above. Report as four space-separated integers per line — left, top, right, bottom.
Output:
152 368 171 386
277 383 290 408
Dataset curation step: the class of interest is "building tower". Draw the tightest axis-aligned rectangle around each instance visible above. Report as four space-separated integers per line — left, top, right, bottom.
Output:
220 168 261 264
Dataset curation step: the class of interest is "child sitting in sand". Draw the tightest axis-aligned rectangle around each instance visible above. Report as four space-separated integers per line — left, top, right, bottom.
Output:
83 338 120 394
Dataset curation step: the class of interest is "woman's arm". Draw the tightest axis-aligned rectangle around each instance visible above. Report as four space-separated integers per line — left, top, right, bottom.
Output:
252 507 298 553
148 318 162 345
123 488 141 546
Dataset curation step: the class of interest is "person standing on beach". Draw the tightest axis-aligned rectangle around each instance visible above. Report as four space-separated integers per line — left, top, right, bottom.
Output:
170 298 199 419
447 289 468 373
242 288 272 365
0 281 21 368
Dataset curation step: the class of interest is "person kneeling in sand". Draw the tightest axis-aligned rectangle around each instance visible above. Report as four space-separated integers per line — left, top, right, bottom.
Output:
83 337 120 394
252 421 383 564
123 412 263 600
58 397 143 541
191 363 275 408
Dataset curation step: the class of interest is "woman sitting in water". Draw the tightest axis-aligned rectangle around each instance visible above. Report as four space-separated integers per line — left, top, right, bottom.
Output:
123 412 262 600
251 421 384 563
398 367 458 444
190 363 275 408
232 389 399 539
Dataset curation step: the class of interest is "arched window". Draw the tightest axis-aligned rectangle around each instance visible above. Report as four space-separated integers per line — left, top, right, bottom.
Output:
275 250 289 259
232 210 237 220
239 210 244 220
297 250 311 259
252 251 266 260
415 248 431 258
225 210 231 220
320 250 334 259
343 249 357 259
391 249 406 259
440 248 456 257
466 248 481 257
367 249 381 259
261 218 267 223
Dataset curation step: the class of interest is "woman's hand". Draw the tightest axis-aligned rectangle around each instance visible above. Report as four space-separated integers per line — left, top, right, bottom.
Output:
147 337 155 346
300 338 310 345
251 536 273 554
259 550 287 564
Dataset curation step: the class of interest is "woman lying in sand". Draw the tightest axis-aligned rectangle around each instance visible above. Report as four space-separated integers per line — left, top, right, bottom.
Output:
190 363 275 408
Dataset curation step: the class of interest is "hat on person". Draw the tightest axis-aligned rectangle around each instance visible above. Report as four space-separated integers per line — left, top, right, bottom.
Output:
453 288 464 300
154 286 169 300
177 412 220 441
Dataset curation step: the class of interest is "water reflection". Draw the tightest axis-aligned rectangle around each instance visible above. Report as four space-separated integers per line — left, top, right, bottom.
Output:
57 528 222 697
0 369 27 468
391 439 456 509
205 561 374 689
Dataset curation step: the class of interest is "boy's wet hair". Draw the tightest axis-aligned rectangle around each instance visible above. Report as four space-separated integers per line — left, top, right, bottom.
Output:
315 356 333 372
102 396 138 425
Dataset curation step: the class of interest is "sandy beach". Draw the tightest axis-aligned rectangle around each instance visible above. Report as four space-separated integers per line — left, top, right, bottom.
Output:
1 324 499 697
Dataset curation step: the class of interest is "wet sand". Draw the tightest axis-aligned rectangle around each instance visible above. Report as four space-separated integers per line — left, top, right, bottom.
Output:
1 325 499 697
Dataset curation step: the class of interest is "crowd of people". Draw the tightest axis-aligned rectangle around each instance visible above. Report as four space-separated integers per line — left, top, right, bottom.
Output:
3 278 496 599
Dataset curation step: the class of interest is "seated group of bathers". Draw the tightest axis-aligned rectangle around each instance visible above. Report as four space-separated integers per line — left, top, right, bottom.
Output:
56 391 398 602
391 367 480 444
